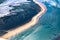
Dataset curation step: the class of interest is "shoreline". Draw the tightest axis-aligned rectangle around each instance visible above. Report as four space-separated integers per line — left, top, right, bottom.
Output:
0 0 46 39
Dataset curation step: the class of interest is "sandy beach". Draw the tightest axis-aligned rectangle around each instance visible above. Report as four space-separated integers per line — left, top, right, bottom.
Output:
0 0 46 40
0 38 6 40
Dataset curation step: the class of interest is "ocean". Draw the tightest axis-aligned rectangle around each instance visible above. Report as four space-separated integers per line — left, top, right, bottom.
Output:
8 0 60 40
0 0 60 40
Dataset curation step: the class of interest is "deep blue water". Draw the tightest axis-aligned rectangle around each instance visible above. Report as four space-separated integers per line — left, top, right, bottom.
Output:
7 0 60 40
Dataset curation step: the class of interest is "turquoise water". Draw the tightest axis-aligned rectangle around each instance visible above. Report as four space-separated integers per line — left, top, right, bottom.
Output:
8 0 60 40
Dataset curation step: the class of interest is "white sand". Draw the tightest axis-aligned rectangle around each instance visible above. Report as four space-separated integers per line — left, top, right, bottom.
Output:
0 38 6 40
0 0 46 39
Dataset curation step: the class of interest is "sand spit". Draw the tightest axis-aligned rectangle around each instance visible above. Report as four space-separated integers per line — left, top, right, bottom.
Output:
0 0 46 40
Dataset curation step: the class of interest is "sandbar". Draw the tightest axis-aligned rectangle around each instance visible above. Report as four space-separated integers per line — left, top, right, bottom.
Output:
0 0 46 40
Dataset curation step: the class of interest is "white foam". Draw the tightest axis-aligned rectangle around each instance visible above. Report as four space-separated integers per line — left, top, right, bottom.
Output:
37 0 60 8
0 6 13 17
0 0 31 18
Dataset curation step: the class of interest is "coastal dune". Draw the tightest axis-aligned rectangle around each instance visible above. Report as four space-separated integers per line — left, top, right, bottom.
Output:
0 0 46 40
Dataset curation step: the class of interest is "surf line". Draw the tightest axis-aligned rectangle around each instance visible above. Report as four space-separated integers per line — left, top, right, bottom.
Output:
0 0 46 39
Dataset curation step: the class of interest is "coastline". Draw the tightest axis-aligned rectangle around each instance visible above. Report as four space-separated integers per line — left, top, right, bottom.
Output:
0 0 46 39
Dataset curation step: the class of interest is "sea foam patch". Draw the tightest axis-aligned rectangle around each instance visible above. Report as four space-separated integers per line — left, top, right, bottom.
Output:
0 6 13 17
0 0 30 18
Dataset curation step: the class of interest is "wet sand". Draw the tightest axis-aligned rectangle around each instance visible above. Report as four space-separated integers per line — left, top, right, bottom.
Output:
0 0 46 40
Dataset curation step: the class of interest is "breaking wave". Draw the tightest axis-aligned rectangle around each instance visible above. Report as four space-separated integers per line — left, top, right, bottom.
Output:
37 0 60 8
0 0 30 17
